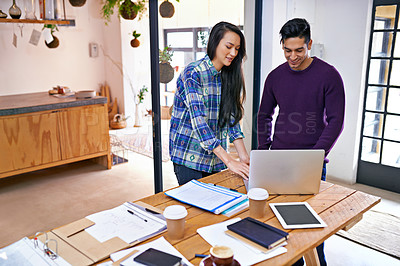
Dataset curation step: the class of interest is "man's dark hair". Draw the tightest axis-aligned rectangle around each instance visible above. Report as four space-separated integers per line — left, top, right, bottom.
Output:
279 18 311 44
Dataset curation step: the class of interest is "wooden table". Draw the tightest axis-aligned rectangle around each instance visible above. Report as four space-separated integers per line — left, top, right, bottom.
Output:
132 170 380 266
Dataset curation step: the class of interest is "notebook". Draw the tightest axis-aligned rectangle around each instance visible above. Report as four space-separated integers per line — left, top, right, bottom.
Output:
247 149 324 194
226 217 288 250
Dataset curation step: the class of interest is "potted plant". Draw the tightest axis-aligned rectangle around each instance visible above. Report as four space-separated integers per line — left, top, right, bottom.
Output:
135 85 148 127
43 24 59 49
130 30 141 47
119 0 146 20
69 0 86 7
159 46 174 84
101 0 146 24
159 0 177 18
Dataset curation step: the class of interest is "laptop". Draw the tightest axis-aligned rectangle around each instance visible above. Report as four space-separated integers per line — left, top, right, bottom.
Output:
247 149 325 194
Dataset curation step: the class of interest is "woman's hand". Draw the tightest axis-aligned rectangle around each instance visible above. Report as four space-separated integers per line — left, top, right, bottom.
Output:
213 145 249 180
226 159 249 180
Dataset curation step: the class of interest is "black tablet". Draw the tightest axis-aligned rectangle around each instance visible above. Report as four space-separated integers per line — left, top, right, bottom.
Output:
269 202 327 229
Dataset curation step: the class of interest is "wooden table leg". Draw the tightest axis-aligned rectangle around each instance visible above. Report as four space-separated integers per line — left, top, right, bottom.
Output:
304 247 320 266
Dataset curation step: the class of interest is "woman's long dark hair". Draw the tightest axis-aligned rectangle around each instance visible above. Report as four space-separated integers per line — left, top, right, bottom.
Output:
207 21 246 127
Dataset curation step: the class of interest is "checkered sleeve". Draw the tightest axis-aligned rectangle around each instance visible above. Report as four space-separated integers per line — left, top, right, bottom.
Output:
182 71 221 153
227 116 245 143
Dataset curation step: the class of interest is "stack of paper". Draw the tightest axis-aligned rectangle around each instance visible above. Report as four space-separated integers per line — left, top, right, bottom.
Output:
165 180 247 214
85 202 166 244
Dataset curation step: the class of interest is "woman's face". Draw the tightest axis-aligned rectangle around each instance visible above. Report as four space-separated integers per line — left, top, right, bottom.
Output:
212 31 241 71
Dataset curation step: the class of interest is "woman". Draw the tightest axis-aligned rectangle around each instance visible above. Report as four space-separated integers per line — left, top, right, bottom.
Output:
169 21 249 185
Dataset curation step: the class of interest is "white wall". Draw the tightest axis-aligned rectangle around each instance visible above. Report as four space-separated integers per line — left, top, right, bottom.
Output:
0 1 114 97
259 0 373 184
119 0 245 124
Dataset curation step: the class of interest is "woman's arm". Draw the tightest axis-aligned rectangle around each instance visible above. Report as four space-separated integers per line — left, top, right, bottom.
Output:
233 138 250 165
213 145 249 180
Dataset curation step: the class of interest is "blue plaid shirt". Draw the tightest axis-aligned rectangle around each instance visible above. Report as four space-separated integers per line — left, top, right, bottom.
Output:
169 55 244 173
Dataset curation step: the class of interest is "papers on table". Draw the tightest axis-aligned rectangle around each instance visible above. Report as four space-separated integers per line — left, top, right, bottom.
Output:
0 237 70 266
197 218 287 265
85 202 166 244
221 198 249 217
165 180 248 214
110 237 193 266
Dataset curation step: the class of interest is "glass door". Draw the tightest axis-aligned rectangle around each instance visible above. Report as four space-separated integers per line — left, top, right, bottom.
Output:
357 0 400 193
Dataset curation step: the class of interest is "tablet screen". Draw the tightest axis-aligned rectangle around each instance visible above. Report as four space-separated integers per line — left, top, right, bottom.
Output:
269 202 327 229
274 204 319 225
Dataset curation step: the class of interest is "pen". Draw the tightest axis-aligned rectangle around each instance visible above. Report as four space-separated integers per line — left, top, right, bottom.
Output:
127 209 148 222
213 183 238 192
195 254 208 258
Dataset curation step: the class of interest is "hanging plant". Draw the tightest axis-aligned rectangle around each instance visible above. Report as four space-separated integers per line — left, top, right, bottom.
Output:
119 0 146 20
43 24 59 49
159 0 174 18
101 0 146 24
159 46 174 84
130 30 141 47
159 0 179 18
69 0 87 7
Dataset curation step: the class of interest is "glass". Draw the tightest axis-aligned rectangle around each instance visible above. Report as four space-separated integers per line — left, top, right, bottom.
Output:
9 0 22 19
368 59 389 85
383 115 400 141
374 5 397 30
371 32 393 57
363 112 384 138
382 141 400 168
197 30 209 48
389 60 400 86
387 88 400 114
361 137 381 163
24 0 37 19
167 32 193 48
365 86 386 112
394 35 400 58
196 52 206 60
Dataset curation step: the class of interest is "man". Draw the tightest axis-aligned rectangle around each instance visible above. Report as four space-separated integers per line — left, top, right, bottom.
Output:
257 18 345 265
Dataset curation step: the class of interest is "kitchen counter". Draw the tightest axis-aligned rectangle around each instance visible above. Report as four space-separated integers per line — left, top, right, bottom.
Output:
0 92 107 116
0 92 111 178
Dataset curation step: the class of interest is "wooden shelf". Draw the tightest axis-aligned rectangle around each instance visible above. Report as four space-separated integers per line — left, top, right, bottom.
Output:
0 18 75 26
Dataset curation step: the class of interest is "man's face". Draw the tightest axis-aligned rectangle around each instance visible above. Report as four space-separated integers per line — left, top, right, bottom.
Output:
282 37 312 71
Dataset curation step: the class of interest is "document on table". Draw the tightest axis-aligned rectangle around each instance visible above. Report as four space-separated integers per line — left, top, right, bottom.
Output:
0 237 70 266
85 202 166 244
197 218 287 265
165 180 247 214
110 237 193 266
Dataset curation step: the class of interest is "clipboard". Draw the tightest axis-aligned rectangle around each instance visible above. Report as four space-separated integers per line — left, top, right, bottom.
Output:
50 201 165 264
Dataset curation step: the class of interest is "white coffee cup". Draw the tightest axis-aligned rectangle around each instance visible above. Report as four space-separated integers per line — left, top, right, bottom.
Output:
247 188 269 218
163 205 188 240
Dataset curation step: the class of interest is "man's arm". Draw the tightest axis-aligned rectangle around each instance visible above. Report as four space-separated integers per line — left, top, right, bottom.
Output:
313 69 345 155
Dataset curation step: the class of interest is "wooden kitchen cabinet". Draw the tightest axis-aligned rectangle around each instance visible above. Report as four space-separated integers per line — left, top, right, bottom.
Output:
0 111 61 173
0 92 111 179
58 105 109 160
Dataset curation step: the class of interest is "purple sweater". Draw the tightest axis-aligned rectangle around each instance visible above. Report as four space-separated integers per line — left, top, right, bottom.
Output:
257 57 345 158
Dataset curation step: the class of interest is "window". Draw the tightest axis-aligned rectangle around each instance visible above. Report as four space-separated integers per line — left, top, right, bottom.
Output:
357 1 400 193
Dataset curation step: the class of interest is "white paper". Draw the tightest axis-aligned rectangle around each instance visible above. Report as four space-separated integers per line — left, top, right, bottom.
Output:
0 237 70 266
12 33 17 48
85 202 166 244
197 218 287 265
165 180 247 214
110 237 193 266
42 28 54 44
29 29 41 46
